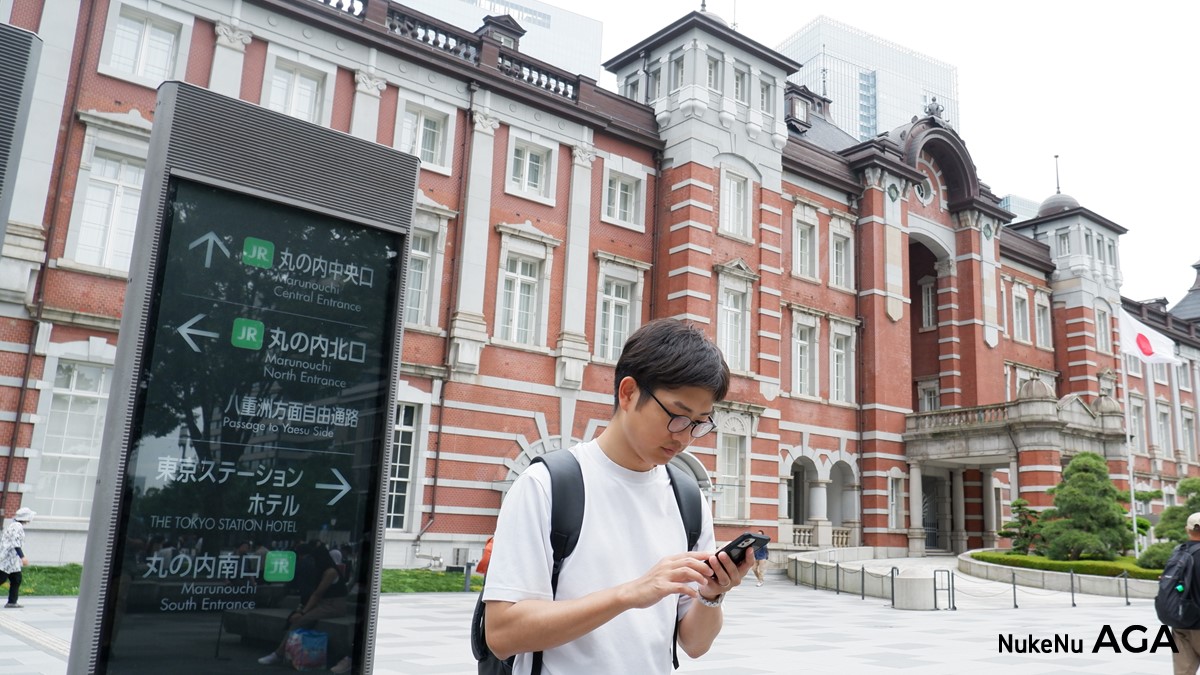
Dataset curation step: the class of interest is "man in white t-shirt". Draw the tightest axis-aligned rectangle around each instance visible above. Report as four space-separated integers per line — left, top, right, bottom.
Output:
483 319 750 674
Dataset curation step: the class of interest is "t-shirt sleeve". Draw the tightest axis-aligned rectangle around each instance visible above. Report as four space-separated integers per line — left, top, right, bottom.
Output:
481 463 555 604
677 490 717 618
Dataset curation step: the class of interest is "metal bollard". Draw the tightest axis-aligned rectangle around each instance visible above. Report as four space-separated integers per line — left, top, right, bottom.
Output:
835 563 840 595
1012 570 1018 609
861 565 865 600
1069 569 1076 608
464 562 475 592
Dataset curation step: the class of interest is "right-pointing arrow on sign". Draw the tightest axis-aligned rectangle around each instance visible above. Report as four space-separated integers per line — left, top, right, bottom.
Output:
316 468 352 505
178 314 219 352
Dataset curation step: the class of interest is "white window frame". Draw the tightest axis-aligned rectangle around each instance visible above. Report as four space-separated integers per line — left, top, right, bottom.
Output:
1158 408 1173 455
714 429 749 521
395 93 457 176
1095 306 1112 354
1131 397 1146 453
792 203 818 280
1180 361 1193 391
1127 353 1143 378
719 170 751 240
1035 292 1053 349
97 0 193 90
262 45 337 125
493 222 561 351
1183 408 1197 461
1056 229 1070 256
706 51 723 92
829 218 854 291
403 197 452 331
600 154 650 232
623 75 640 102
759 78 774 115
1154 362 1169 385
1012 285 1031 343
27 338 118 523
920 278 937 330
646 67 661 101
386 402 421 530
669 51 685 92
791 309 820 398
917 379 940 412
593 252 649 363
733 67 750 104
718 283 749 373
888 476 904 529
505 129 558 206
829 320 856 404
62 114 152 277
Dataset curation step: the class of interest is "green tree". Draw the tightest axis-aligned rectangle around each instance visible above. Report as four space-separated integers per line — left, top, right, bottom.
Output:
1154 477 1200 544
1039 452 1132 561
997 498 1043 554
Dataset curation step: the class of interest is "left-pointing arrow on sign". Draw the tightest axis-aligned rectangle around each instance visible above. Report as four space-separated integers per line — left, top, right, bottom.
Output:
178 314 219 352
316 468 352 506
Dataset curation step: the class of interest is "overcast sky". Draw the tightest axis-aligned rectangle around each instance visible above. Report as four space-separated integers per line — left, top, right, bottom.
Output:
554 0 1199 307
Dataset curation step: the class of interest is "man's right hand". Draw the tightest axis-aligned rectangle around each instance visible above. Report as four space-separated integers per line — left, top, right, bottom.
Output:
618 550 716 609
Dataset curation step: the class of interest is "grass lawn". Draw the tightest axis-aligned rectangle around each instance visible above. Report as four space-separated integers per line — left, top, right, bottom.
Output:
8 565 482 597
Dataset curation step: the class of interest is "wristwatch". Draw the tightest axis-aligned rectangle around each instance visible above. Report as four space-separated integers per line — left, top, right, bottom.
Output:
696 593 723 608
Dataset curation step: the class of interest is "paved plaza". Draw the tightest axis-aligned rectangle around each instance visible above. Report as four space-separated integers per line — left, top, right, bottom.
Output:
0 560 1175 674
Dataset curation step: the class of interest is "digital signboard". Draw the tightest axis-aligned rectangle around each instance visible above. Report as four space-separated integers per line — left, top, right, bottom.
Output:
71 82 417 674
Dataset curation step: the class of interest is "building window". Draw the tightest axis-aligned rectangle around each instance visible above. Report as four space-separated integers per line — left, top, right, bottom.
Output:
386 403 418 529
831 233 851 289
759 79 773 113
1131 398 1146 453
1126 353 1143 378
74 151 143 272
920 280 937 329
268 64 323 123
1158 409 1173 455
1154 362 1169 385
506 131 558 205
98 3 192 88
719 285 748 372
706 54 722 91
495 222 560 348
1107 240 1117 267
1181 362 1193 391
499 255 541 345
399 105 448 167
623 75 640 101
720 172 750 239
647 68 661 100
792 312 819 397
715 432 747 520
1056 229 1070 256
1184 410 1197 461
594 252 648 363
670 52 685 91
733 68 750 104
917 380 940 412
1095 307 1111 354
790 97 808 122
605 173 641 225
830 323 855 403
1035 293 1052 348
405 232 433 326
1012 289 1031 343
888 477 904 529
793 206 817 278
27 362 111 518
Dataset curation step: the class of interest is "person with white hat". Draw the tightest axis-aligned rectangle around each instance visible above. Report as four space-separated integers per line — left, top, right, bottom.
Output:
0 506 35 608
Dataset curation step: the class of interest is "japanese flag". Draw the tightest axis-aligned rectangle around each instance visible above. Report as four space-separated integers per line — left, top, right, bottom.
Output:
1118 307 1181 365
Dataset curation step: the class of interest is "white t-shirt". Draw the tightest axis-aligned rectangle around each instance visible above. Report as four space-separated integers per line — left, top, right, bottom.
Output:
482 440 716 675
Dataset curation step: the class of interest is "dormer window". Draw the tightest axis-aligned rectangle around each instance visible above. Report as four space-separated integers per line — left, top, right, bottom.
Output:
497 34 515 48
790 97 808 122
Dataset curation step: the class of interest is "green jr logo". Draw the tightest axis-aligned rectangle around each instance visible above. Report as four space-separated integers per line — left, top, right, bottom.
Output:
242 237 274 269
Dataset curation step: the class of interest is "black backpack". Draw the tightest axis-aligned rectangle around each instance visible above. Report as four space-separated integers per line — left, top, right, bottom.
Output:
1156 541 1200 629
470 448 703 674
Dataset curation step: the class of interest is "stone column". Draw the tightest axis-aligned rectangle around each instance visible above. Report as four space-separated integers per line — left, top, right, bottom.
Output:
982 469 996 548
448 107 498 375
554 143 594 390
349 70 386 142
951 469 966 553
1009 456 1020 503
907 462 925 557
808 478 830 547
211 22 252 98
842 481 862 546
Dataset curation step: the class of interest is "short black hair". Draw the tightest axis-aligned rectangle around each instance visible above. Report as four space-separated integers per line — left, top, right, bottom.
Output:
614 319 730 408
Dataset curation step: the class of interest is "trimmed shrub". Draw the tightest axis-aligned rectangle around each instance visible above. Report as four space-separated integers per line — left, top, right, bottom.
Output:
1136 541 1175 571
971 551 1159 581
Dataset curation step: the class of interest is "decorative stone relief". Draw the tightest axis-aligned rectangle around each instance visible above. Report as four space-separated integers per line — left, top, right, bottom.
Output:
472 110 499 135
354 70 387 97
571 143 595 168
215 22 252 50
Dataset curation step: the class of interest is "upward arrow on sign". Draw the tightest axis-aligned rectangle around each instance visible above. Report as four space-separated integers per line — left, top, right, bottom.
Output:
188 231 230 268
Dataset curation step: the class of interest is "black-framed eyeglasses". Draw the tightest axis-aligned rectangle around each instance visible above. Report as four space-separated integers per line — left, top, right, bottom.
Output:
646 391 716 438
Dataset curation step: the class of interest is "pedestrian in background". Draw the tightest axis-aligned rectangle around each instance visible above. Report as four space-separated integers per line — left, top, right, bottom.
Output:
752 529 770 587
0 507 35 608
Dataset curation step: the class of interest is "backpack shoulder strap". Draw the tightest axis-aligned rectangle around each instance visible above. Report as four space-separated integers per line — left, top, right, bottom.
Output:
665 462 703 552
529 449 585 675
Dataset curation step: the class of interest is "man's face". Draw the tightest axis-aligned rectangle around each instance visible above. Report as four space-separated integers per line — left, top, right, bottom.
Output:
622 383 717 471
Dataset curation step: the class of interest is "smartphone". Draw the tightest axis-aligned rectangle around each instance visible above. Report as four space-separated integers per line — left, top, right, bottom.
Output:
710 532 770 569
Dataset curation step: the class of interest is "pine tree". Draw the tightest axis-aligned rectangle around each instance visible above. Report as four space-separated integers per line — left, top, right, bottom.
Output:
1039 452 1132 561
997 498 1042 555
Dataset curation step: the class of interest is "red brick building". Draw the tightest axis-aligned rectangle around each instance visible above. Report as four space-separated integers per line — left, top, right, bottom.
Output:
2 0 1196 566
